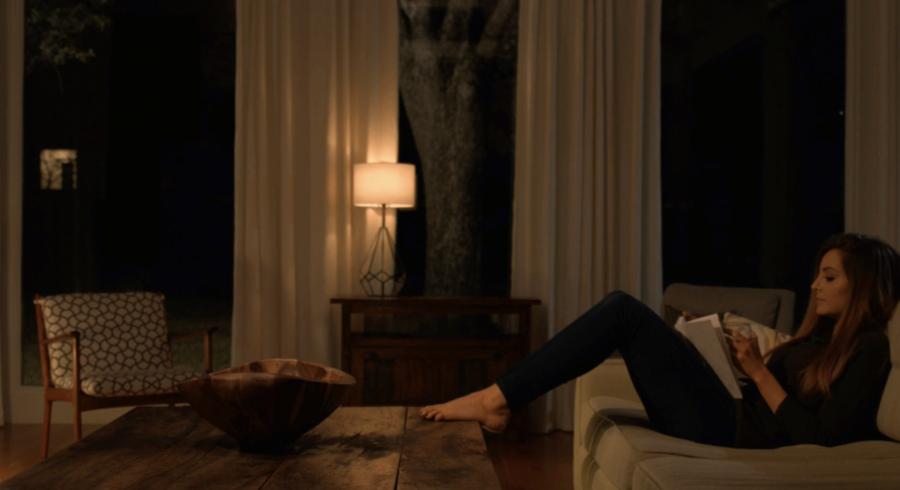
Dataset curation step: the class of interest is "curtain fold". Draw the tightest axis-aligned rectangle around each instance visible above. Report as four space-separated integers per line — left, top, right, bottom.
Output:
513 0 662 432
233 0 397 368
845 0 900 249
0 0 24 426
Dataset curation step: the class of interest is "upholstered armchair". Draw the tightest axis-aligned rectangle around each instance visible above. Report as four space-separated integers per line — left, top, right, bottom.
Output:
34 292 216 459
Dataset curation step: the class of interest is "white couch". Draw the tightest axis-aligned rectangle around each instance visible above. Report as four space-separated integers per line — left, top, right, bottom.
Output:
573 284 900 490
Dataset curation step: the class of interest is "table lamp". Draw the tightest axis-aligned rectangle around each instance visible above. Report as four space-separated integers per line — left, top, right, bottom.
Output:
353 162 416 297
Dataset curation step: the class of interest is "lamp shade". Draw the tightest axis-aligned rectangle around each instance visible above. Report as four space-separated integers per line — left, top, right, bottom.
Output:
353 163 416 208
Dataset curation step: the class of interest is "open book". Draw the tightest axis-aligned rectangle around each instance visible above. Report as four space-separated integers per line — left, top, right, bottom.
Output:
674 314 745 399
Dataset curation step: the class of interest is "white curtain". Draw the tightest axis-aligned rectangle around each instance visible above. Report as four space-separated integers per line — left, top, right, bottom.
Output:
233 0 398 368
0 0 24 426
513 0 662 432
845 0 900 249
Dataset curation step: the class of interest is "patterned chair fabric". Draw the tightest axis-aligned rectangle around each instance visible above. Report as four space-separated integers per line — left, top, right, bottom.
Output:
35 292 203 397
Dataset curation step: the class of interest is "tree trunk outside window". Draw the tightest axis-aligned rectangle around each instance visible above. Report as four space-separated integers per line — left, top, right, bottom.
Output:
398 0 518 298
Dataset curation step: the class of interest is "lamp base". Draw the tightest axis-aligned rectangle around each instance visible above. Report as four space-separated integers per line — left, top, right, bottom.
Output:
359 223 406 297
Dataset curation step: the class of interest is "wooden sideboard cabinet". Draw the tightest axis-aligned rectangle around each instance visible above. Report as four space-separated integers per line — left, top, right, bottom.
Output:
331 297 540 407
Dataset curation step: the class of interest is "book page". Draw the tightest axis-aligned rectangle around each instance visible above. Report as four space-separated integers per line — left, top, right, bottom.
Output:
680 316 743 399
676 314 745 378
713 324 747 381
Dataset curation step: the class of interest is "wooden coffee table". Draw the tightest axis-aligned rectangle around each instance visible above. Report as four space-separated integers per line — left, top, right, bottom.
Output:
1 406 501 490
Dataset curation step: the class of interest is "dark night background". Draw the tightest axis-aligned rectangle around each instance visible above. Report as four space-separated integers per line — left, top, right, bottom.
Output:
22 0 235 299
21 0 236 381
20 0 846 380
660 0 845 324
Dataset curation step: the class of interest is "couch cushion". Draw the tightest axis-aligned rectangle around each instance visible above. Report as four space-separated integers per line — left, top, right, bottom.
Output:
578 451 620 490
877 314 900 441
55 369 202 397
36 293 175 389
632 456 900 490
662 284 792 334
584 397 900 490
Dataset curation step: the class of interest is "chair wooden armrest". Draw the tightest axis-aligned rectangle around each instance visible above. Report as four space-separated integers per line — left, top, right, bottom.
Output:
40 330 81 346
168 327 218 373
40 331 82 396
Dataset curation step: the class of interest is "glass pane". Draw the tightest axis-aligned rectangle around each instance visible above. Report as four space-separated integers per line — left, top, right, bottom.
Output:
22 1 236 385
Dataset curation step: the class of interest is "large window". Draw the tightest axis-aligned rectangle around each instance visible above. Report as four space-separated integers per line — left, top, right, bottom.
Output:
661 0 846 328
21 0 235 384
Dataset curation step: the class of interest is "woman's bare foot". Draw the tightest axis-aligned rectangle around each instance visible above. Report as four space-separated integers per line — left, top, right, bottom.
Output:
418 384 512 433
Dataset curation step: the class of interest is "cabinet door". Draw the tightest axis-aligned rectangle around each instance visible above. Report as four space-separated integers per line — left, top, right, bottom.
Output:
347 346 521 406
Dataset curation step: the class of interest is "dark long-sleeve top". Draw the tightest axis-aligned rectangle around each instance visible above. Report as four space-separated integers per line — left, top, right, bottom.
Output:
735 327 892 448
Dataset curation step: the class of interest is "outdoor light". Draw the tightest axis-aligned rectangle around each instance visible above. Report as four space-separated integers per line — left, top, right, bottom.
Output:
353 162 416 297
40 149 77 190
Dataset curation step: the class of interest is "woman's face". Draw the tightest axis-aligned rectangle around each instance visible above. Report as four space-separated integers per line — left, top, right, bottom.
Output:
811 249 852 319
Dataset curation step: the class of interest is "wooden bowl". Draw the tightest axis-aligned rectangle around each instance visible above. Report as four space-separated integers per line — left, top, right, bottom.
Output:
177 359 356 453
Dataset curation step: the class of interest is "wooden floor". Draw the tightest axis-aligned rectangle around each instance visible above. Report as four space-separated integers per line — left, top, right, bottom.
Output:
0 423 104 484
0 423 573 490
485 430 574 490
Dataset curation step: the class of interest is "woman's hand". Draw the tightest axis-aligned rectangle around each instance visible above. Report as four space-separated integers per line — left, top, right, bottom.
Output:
727 328 788 414
725 329 767 382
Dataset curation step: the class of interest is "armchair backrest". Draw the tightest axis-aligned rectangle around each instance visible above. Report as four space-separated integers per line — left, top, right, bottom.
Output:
877 312 900 442
662 283 796 335
35 292 174 388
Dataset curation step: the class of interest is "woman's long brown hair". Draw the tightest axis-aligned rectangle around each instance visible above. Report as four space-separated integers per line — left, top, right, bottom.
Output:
775 233 900 397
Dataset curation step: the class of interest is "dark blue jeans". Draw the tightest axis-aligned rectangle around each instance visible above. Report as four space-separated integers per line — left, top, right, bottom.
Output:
496 291 737 447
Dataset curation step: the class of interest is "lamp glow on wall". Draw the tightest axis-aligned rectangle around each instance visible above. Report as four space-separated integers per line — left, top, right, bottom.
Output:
353 162 416 297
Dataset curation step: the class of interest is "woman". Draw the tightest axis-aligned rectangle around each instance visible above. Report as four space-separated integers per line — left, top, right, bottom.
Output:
419 233 899 448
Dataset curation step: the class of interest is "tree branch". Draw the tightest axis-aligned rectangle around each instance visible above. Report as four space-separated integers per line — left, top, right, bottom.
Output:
476 0 517 58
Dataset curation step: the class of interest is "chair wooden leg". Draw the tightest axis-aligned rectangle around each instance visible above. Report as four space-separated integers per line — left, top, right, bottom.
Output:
41 400 52 460
73 403 82 442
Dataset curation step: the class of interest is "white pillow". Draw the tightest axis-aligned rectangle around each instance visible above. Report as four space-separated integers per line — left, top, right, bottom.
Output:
722 312 792 357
